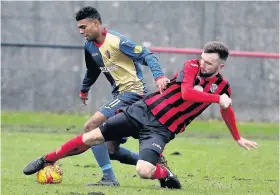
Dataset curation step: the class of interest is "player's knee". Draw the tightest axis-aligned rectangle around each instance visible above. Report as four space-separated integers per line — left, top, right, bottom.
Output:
107 141 119 155
83 122 91 132
136 160 154 179
82 128 105 146
108 149 120 161
107 146 117 155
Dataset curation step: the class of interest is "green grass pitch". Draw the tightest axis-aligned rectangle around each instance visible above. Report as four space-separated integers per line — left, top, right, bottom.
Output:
1 111 279 195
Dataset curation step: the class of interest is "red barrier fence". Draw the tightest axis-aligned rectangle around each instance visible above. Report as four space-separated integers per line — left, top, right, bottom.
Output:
151 47 280 59
1 42 280 59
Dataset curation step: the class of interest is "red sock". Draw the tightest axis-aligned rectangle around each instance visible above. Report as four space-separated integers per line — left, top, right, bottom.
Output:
151 164 168 179
45 134 90 162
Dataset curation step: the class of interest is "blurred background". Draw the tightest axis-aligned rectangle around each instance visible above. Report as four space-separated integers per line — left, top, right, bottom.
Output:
1 1 279 122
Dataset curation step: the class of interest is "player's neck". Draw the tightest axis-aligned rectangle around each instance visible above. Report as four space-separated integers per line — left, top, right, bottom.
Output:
204 72 219 81
94 28 108 47
95 27 107 43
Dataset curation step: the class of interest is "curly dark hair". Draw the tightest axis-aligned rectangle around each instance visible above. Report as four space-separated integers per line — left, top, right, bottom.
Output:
75 6 102 24
204 41 229 61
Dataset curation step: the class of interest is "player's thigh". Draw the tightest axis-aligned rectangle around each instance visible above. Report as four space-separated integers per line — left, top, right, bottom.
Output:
139 133 167 157
138 134 168 166
139 127 175 163
100 112 139 142
138 148 160 166
84 111 107 131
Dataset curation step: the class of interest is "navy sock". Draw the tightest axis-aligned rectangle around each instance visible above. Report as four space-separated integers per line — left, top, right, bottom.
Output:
110 147 139 165
91 143 116 181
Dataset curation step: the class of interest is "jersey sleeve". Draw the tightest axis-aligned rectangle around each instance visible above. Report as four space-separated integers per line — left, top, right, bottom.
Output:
80 49 101 93
119 37 164 80
220 106 241 140
219 83 241 140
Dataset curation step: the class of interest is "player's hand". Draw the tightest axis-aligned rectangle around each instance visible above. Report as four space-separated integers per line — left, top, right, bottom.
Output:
80 92 88 105
156 76 170 94
236 137 258 150
219 94 232 109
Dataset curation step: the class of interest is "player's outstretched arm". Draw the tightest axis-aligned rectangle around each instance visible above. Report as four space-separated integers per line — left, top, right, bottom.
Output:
80 49 101 105
220 106 258 150
119 38 169 93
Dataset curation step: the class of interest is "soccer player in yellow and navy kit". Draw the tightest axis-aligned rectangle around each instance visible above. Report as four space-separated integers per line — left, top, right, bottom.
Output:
76 7 170 186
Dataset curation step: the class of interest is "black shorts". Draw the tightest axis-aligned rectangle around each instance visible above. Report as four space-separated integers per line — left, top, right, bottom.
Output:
99 100 175 154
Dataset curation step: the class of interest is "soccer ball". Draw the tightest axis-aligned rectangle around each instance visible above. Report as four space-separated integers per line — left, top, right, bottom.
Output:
36 163 63 184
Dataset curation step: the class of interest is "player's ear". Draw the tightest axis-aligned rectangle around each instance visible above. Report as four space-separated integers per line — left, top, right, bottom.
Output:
219 64 225 70
91 19 99 27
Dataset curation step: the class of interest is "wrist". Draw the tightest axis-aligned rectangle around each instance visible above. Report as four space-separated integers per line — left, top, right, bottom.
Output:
215 95 220 103
80 92 88 97
155 75 166 82
235 136 241 141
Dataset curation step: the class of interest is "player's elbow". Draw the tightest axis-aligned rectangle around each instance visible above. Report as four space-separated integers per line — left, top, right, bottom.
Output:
181 90 192 101
181 86 195 101
181 94 189 101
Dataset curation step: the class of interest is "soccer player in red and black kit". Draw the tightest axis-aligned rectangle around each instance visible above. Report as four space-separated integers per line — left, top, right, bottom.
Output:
23 41 258 189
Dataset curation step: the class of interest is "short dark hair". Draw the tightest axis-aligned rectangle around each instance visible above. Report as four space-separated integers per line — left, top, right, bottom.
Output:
204 41 229 61
75 6 102 24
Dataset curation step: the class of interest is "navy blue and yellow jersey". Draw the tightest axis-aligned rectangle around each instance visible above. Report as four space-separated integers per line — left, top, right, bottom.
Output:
80 29 165 96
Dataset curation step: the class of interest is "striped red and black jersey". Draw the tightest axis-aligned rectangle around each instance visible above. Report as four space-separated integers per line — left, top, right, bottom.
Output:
144 60 231 134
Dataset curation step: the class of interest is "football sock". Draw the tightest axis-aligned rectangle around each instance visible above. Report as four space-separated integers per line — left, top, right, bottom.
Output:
91 143 117 181
151 163 168 179
109 147 139 165
45 134 90 162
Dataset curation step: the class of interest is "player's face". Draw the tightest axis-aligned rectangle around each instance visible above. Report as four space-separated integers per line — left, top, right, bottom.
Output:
77 19 100 41
199 52 224 78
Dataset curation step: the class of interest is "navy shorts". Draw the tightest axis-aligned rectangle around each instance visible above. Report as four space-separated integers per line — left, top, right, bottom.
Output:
100 100 175 154
98 92 144 143
98 92 143 118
